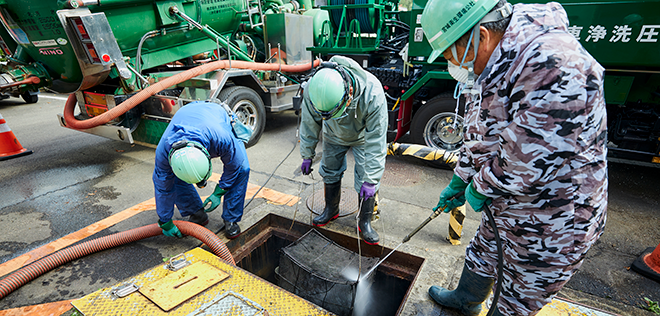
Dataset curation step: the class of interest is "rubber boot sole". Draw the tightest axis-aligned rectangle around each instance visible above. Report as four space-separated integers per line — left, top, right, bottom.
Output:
312 214 339 227
358 226 379 245
227 232 241 239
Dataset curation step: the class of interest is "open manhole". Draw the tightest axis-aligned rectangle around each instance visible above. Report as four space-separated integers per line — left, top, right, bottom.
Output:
224 214 424 316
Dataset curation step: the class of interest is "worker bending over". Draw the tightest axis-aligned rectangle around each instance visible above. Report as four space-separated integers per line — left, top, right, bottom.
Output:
153 101 250 240
299 55 388 245
421 0 608 314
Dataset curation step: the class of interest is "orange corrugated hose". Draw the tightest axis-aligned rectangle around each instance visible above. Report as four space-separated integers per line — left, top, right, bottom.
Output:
0 221 235 299
63 59 320 130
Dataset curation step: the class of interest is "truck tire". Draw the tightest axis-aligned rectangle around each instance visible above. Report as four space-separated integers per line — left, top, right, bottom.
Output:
410 93 465 152
21 91 38 104
219 86 266 148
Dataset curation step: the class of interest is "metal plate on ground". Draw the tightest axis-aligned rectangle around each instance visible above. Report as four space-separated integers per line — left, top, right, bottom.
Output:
479 296 621 316
139 261 230 311
194 291 265 315
306 188 358 217
72 248 332 315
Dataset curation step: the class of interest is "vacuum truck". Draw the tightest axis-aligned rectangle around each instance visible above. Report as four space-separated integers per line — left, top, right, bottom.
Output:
0 0 658 166
0 0 327 147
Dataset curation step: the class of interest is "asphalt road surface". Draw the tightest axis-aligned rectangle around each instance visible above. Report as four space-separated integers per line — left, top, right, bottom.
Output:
1 92 659 315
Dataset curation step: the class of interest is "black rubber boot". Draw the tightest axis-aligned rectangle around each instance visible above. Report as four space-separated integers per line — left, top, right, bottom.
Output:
428 262 494 316
187 209 209 226
312 181 341 227
224 220 241 239
358 196 379 245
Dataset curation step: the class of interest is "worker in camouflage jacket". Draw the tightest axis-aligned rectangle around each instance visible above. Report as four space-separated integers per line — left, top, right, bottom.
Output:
421 0 608 315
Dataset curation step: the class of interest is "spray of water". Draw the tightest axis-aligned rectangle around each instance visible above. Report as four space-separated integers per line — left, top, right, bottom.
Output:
341 265 374 316
352 273 373 316
341 265 359 282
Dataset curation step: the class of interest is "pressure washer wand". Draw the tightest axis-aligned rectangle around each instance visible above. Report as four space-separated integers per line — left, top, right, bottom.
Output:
402 191 465 243
361 191 465 280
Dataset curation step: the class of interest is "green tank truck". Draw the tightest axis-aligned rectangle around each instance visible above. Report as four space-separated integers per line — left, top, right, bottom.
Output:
0 0 658 165
309 0 660 167
0 0 324 147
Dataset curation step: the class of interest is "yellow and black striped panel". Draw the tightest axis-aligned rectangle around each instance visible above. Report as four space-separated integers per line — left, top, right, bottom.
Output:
446 205 466 245
387 143 458 168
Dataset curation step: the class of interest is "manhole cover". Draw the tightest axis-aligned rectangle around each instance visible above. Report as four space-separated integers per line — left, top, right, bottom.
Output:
306 188 358 217
381 159 425 186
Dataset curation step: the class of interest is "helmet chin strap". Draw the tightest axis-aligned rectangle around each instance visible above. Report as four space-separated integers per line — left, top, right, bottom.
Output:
450 23 481 93
449 24 482 130
447 3 513 128
450 2 513 96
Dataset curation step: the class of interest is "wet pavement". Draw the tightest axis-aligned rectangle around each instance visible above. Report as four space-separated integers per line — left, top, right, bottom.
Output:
0 93 659 315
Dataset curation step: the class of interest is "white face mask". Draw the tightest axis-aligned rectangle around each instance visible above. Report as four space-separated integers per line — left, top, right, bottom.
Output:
449 24 480 91
448 62 470 84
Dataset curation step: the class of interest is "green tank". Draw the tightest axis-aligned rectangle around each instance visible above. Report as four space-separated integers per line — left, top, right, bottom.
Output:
0 0 246 93
309 0 660 166
519 0 660 69
407 0 660 69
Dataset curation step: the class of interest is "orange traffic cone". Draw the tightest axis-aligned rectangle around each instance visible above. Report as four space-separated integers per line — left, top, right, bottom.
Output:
0 112 32 161
632 243 660 282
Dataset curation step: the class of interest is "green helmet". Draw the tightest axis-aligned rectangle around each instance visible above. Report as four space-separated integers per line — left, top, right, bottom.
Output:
168 140 212 187
307 67 352 120
421 0 500 63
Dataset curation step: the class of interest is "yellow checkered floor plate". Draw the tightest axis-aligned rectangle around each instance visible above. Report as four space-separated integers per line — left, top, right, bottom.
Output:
72 248 332 316
478 296 618 316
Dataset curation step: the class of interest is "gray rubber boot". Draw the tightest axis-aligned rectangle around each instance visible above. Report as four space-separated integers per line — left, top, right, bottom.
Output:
312 181 341 226
428 263 494 316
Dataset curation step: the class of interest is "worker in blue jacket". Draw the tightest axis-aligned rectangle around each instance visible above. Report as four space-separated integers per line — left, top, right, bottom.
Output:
153 101 250 239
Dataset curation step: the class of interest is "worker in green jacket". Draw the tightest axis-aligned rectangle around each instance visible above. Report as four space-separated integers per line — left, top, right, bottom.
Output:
299 55 388 245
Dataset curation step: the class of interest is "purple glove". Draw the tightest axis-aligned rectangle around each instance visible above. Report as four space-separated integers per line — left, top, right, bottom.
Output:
359 182 376 199
301 159 312 175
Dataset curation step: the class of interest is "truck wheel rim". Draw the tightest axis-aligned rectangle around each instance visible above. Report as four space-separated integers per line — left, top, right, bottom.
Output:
423 113 463 151
233 100 258 129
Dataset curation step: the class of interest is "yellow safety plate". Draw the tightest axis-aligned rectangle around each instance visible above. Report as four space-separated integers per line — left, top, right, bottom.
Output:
71 247 332 316
478 296 618 316
139 261 229 311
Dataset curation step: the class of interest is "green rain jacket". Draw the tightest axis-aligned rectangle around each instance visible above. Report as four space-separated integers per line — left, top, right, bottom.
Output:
299 55 388 185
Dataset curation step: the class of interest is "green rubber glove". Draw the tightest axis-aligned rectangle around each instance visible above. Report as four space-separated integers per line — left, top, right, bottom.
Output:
434 174 468 213
465 181 491 212
158 220 183 238
203 185 227 212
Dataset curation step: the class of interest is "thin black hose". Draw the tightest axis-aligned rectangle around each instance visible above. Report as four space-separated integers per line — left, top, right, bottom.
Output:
484 204 503 316
243 139 298 212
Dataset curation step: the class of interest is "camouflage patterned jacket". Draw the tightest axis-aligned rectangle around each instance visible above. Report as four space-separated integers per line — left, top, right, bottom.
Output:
455 2 608 239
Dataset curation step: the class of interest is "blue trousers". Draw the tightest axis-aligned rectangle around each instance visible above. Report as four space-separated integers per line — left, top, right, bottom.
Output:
171 178 204 217
220 159 250 223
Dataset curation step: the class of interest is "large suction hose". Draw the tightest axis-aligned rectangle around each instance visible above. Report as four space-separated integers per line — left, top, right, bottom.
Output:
63 59 321 130
0 221 235 300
